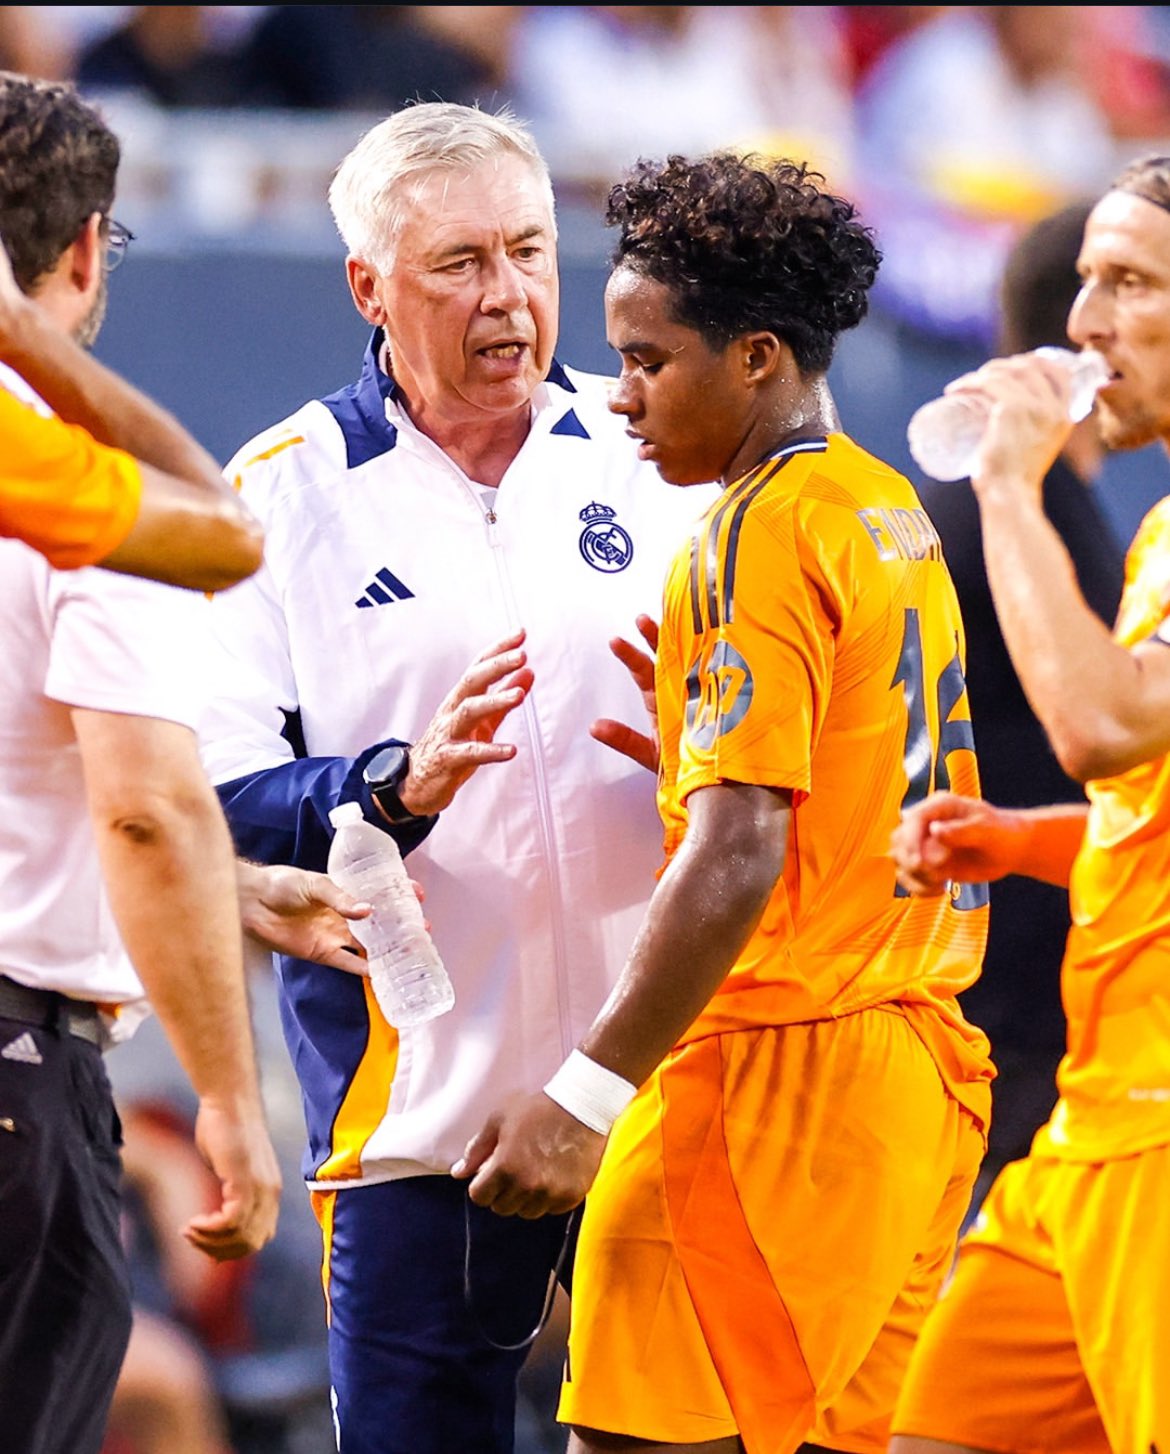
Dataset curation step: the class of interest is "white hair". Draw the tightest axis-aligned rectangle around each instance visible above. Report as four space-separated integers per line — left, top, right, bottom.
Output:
328 101 556 274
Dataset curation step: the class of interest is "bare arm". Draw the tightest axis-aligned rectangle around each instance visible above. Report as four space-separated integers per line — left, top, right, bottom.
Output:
0 242 263 591
101 469 265 594
962 352 1170 781
455 782 789 1216
73 708 281 1260
578 782 787 1084
890 791 1089 894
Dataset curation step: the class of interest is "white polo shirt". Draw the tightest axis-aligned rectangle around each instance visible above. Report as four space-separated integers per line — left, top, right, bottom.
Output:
0 373 207 1030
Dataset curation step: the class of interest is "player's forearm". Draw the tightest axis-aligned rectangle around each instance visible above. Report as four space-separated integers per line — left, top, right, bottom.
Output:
1004 803 1088 887
977 488 1163 781
102 467 264 592
580 785 786 1087
1 290 263 587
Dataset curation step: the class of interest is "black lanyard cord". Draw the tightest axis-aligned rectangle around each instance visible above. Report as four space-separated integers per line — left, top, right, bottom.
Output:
462 1195 578 1352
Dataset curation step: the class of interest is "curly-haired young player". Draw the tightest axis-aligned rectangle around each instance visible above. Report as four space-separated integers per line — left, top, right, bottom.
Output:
456 153 994 1454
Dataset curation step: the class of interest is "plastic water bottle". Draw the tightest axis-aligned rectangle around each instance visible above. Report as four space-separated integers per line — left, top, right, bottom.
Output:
906 347 1111 482
326 803 454 1029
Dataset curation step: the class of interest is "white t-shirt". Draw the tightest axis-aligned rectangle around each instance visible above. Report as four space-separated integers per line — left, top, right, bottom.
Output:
0 535 206 1024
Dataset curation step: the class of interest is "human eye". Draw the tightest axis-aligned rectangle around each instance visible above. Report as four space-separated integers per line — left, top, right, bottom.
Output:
614 345 664 377
1113 268 1151 296
511 242 548 269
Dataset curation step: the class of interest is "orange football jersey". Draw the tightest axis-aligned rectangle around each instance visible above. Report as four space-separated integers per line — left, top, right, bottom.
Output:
1041 495 1170 1160
655 434 993 1122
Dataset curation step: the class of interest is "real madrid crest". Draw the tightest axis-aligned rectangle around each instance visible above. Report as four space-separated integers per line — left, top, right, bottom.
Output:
578 501 633 573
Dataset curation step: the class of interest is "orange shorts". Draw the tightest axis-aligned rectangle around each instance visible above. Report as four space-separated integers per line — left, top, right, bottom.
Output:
892 1144 1170 1454
559 1009 985 1454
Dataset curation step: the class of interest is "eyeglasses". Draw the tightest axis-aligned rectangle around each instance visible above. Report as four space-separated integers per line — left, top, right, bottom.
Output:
103 218 135 273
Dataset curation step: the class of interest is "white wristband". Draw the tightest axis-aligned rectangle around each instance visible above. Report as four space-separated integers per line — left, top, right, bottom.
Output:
543 1049 637 1135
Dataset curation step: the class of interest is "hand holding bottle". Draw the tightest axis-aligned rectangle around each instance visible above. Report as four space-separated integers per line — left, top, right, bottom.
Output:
907 347 1110 483
327 804 454 1028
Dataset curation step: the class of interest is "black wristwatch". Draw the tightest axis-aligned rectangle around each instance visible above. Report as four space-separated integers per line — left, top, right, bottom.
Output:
362 744 418 825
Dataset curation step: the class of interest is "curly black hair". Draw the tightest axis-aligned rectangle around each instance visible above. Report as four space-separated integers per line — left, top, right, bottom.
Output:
605 153 881 375
0 71 119 291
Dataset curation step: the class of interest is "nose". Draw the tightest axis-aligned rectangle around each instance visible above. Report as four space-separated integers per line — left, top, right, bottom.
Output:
480 255 527 315
607 369 639 417
1067 279 1104 348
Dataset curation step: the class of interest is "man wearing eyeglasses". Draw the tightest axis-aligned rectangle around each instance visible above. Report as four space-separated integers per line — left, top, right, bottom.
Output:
0 71 288 1454
0 75 263 592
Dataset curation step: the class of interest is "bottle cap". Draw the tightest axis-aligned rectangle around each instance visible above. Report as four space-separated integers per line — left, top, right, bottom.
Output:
328 802 364 828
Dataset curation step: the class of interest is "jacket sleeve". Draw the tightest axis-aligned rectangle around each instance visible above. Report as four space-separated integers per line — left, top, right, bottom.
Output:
214 748 436 872
197 540 435 871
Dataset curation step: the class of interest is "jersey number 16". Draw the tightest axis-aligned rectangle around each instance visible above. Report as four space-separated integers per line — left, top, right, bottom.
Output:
892 607 989 910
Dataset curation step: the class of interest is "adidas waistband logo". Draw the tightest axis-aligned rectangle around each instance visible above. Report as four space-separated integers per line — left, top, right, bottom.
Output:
1 1032 43 1065
356 567 415 609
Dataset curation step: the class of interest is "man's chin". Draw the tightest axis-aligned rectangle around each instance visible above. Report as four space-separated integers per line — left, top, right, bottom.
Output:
1097 404 1159 455
653 461 717 489
468 372 543 413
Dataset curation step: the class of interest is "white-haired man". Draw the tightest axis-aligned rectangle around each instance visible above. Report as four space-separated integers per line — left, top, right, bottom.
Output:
198 101 718 1453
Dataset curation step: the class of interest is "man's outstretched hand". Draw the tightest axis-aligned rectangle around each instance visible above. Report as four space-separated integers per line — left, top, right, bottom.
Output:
397 629 535 818
590 614 659 773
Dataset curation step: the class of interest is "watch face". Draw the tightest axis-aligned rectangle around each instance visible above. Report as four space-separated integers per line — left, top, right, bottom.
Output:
363 744 415 823
365 745 408 789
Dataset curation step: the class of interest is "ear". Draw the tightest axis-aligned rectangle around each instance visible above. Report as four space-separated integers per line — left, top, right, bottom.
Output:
70 211 105 300
346 256 387 326
742 331 785 385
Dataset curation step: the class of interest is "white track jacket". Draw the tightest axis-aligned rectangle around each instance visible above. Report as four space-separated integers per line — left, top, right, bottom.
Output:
200 335 719 1187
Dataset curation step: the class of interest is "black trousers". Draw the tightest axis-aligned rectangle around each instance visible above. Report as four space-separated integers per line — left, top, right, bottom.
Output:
0 1010 131 1454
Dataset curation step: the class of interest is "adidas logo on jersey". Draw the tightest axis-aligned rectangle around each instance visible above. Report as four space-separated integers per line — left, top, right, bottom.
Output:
1 1031 43 1065
356 567 415 609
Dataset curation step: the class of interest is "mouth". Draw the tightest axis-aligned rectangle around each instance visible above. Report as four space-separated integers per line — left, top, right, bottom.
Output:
477 342 527 360
1090 354 1122 386
626 430 654 459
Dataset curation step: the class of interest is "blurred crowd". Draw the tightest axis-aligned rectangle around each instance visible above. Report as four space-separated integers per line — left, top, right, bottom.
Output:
4 5 1170 342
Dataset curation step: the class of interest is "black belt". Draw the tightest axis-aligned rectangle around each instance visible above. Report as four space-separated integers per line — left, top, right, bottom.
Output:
0 976 103 1047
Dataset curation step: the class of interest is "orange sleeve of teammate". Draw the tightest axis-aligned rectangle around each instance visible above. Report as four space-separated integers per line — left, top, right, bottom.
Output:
0 385 143 569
